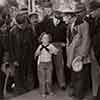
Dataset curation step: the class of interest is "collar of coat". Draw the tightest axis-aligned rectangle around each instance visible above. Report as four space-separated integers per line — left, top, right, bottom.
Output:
74 15 84 26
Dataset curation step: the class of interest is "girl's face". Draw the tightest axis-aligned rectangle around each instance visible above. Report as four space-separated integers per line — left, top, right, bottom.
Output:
41 34 49 44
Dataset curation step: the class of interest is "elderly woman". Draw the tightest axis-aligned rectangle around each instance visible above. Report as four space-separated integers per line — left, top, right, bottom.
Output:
62 3 91 100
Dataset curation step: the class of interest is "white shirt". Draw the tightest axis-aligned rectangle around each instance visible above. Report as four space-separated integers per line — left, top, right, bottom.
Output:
35 44 58 64
52 17 60 26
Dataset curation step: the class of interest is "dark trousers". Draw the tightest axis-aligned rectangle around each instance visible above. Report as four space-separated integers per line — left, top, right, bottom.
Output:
71 63 91 98
14 64 28 94
0 70 5 98
53 49 66 87
95 86 100 100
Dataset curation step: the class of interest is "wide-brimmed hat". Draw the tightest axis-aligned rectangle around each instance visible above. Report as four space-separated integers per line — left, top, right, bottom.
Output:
55 2 86 15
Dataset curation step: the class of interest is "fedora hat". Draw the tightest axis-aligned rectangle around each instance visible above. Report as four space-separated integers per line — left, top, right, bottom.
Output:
55 2 86 15
71 2 86 13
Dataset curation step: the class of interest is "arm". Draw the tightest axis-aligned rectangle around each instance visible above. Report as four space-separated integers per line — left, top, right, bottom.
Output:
50 44 59 55
35 45 42 58
9 28 19 66
79 21 91 57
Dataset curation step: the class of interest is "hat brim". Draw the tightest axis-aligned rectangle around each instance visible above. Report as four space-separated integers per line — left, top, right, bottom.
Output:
55 8 84 15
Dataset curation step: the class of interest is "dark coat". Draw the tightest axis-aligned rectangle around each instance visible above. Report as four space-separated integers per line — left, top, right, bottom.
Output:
87 15 100 96
0 36 5 98
38 17 67 43
67 16 91 67
9 24 34 64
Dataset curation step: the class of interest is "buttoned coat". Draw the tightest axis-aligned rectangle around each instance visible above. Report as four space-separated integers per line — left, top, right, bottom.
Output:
67 17 91 68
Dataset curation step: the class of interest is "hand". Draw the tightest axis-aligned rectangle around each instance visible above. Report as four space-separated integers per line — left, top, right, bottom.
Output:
61 43 66 47
13 61 19 66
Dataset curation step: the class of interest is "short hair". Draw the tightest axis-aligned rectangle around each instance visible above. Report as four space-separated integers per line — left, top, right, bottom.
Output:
38 32 52 43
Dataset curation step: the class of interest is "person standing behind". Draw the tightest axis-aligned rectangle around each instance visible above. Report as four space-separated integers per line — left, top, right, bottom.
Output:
35 32 58 98
0 16 6 100
85 1 100 99
9 10 35 95
29 12 40 88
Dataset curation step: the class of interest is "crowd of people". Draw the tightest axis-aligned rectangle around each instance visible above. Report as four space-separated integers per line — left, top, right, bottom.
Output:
0 0 100 100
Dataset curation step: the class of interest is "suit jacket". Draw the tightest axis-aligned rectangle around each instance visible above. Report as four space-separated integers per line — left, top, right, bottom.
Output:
9 24 34 64
38 17 67 43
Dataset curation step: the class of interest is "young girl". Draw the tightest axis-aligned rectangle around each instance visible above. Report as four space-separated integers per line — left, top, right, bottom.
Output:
35 32 58 98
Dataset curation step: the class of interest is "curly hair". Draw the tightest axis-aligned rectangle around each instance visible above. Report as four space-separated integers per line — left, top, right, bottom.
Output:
38 32 52 43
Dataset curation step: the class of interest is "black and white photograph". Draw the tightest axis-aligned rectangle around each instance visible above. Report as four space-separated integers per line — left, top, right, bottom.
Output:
0 0 100 100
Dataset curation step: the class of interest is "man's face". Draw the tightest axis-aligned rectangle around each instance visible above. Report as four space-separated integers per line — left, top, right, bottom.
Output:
63 14 72 24
30 15 38 24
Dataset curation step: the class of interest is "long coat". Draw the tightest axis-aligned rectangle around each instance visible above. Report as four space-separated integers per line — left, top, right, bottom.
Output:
9 25 34 63
66 16 91 98
89 16 100 96
67 18 91 68
9 24 35 90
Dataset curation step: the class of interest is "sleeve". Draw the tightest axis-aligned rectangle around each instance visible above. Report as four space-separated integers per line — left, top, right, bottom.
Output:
79 21 91 57
35 45 42 57
50 44 59 55
9 29 17 62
